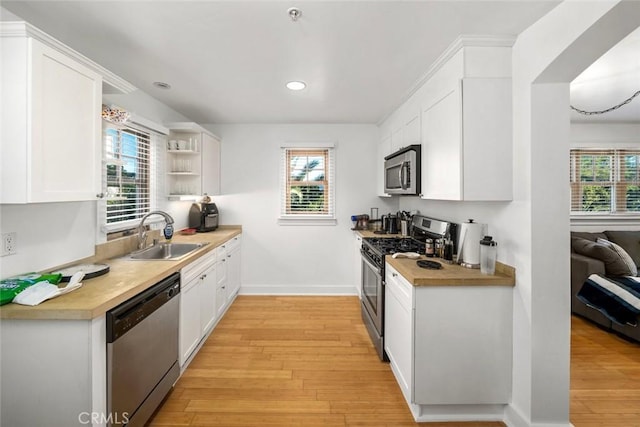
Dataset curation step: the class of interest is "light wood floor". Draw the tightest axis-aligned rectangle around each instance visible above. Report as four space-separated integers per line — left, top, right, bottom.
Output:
149 296 638 426
570 315 640 427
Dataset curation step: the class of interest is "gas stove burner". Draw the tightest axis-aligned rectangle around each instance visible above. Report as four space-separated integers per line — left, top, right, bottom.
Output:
363 237 425 257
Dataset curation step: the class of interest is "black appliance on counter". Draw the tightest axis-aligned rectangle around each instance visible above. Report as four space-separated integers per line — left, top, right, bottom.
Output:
360 215 457 361
188 203 219 232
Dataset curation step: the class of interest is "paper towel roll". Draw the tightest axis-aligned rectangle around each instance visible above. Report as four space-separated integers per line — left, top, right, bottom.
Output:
457 220 485 266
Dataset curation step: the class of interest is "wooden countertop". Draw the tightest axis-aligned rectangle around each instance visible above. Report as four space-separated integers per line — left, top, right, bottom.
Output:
387 255 515 287
0 227 242 321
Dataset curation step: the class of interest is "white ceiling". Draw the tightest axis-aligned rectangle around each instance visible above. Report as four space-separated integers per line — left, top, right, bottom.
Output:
570 26 640 123
3 1 637 125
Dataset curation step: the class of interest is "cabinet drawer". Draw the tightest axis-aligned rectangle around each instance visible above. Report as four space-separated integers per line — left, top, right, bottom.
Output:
181 250 216 284
385 264 413 310
220 234 242 253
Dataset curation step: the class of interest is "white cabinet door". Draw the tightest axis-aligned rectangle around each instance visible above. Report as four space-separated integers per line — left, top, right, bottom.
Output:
199 262 218 335
391 126 403 154
421 87 462 200
460 78 512 201
1 37 101 203
201 132 221 196
403 109 421 147
226 247 241 299
216 252 228 319
354 233 362 297
384 264 414 402
421 78 512 201
413 286 512 404
179 277 201 367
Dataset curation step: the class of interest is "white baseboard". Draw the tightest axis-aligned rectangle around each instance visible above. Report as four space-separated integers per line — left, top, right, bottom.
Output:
239 284 358 296
411 404 506 423
504 404 573 427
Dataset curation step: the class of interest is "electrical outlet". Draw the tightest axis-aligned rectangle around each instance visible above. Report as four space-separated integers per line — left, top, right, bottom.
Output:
2 232 17 256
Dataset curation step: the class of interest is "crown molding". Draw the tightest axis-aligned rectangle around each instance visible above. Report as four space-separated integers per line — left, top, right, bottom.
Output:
377 34 517 126
1 21 137 94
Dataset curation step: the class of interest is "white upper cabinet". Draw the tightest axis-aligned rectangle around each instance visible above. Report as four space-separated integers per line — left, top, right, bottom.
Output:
390 125 403 154
421 78 512 201
379 39 514 201
201 132 221 197
165 122 221 200
1 31 102 203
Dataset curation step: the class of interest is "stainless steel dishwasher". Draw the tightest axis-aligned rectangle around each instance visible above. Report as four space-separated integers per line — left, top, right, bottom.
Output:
107 272 180 427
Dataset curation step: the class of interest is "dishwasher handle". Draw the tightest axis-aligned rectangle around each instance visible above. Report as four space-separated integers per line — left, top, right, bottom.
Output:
107 272 180 343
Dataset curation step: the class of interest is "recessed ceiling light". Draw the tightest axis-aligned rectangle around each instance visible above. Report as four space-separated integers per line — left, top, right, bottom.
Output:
286 81 306 91
153 81 171 90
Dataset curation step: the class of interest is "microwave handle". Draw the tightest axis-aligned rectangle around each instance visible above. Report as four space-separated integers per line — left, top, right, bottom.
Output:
400 161 409 189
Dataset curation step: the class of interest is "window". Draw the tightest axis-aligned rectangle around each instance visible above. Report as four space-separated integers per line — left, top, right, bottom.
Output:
102 123 153 229
279 144 336 225
570 148 640 215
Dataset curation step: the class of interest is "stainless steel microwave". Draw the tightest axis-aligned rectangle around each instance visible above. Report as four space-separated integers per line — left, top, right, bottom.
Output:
384 145 421 195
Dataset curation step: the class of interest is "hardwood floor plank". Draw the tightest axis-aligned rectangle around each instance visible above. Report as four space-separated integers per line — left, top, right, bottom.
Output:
181 368 292 379
189 413 347 426
175 377 304 390
185 399 331 414
570 315 640 427
180 387 317 401
149 297 638 427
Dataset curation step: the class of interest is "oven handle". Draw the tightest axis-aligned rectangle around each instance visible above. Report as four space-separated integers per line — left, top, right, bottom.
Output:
361 250 382 276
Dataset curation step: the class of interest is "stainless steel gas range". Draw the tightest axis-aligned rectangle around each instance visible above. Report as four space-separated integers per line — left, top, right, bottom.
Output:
360 215 458 361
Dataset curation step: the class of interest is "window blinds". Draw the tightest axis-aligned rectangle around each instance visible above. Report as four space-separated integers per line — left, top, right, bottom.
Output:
102 123 152 226
570 148 640 214
280 146 335 219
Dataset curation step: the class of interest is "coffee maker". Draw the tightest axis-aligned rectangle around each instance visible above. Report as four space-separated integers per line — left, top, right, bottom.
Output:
188 203 219 232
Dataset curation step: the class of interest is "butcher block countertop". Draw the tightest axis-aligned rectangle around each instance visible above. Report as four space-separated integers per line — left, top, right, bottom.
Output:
387 255 515 287
355 230 405 238
0 227 242 321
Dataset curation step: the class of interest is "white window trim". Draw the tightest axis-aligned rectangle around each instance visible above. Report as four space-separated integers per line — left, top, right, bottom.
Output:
278 142 337 226
570 147 640 219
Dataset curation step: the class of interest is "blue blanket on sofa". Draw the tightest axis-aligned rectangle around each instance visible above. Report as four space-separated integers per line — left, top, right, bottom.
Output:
577 274 640 327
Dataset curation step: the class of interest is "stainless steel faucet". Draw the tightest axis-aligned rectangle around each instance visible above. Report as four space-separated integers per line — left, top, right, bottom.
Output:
137 211 175 250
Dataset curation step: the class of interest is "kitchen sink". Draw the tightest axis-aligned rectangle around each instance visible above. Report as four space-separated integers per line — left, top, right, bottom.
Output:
128 242 209 261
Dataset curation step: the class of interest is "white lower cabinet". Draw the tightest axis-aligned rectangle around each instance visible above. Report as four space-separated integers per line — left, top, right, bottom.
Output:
354 233 363 297
199 261 218 335
179 272 203 367
216 245 229 319
179 234 242 369
179 250 216 367
225 234 242 299
385 263 512 421
384 266 413 400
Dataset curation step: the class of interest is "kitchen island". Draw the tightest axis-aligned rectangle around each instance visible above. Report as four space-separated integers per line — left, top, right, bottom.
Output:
0 226 241 427
384 255 515 423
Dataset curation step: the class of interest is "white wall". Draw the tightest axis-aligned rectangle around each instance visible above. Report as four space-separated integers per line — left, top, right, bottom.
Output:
207 123 396 294
508 2 639 426
0 89 193 278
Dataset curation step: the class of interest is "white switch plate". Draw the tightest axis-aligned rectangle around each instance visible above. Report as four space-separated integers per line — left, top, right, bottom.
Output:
1 232 17 256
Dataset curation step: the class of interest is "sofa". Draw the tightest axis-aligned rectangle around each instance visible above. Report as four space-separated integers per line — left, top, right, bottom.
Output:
571 230 640 342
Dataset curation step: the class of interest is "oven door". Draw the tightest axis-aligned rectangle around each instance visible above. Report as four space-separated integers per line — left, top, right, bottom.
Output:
361 251 384 336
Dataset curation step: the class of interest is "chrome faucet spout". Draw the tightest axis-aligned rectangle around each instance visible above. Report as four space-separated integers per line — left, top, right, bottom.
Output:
137 211 175 250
